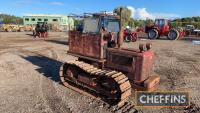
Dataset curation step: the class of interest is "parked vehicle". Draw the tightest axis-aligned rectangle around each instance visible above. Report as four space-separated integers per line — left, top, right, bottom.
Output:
59 9 160 108
123 28 138 42
185 25 200 36
145 19 185 40
33 22 48 38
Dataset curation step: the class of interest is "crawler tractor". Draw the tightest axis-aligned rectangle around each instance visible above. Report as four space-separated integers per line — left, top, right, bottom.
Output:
145 19 185 40
60 9 160 107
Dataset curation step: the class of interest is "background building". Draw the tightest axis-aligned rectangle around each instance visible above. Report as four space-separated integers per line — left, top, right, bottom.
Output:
0 18 3 24
23 14 74 31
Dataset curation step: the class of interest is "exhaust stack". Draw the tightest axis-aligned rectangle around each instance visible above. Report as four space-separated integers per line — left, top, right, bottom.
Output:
117 7 123 48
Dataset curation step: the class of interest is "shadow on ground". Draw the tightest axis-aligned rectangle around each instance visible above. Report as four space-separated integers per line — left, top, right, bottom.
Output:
26 33 34 36
20 55 62 83
139 36 169 40
180 37 200 42
20 54 107 104
45 39 69 45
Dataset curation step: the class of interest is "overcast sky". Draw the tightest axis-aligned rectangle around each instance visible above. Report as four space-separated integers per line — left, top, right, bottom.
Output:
0 0 200 20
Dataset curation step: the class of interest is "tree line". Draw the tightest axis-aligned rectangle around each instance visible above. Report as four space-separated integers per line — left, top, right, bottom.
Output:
170 17 200 28
1 8 200 29
113 7 146 28
0 14 23 24
114 7 200 29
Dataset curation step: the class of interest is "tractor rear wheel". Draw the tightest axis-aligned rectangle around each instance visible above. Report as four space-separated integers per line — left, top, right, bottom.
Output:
167 29 179 40
148 29 158 39
125 35 132 42
131 33 138 42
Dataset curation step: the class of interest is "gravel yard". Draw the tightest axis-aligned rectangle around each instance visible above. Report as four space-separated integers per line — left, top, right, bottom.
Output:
0 32 200 113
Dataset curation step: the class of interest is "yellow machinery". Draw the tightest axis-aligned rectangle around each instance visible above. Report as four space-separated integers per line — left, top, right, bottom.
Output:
0 24 33 32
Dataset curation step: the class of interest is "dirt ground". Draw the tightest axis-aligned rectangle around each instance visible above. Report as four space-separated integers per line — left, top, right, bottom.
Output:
0 32 200 113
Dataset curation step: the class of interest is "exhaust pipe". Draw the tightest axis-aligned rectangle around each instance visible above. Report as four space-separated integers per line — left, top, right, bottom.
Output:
117 7 123 48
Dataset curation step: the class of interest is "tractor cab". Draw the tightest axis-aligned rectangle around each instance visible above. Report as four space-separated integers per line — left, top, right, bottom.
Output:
82 14 120 47
155 19 168 26
68 13 121 62
80 14 120 41
154 19 170 35
76 13 120 34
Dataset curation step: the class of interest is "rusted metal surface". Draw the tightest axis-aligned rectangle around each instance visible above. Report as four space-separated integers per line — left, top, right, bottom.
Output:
63 12 160 108
144 75 160 89
106 48 152 80
68 29 159 90
117 7 123 48
68 31 105 60
68 52 105 63
105 47 159 91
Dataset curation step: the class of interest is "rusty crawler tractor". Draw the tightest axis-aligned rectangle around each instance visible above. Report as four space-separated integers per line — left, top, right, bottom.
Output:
60 9 160 107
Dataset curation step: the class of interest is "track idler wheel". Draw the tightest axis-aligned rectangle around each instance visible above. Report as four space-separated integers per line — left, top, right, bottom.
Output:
66 66 78 80
60 63 69 86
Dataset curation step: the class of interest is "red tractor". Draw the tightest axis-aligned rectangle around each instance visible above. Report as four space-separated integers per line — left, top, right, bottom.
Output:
60 9 160 107
123 29 138 42
33 22 48 38
145 19 185 40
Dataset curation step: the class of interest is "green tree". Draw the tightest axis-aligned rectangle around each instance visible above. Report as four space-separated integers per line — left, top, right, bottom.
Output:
169 16 200 28
128 18 135 28
133 20 145 27
0 14 23 24
145 19 154 26
113 6 132 27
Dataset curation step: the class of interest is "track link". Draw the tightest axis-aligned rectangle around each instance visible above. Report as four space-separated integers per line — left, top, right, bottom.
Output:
60 60 132 107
